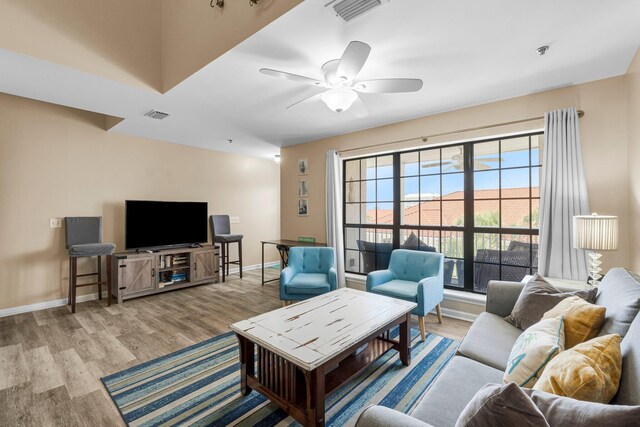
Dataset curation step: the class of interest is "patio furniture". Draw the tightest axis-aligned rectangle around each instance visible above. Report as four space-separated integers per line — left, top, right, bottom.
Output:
473 242 538 293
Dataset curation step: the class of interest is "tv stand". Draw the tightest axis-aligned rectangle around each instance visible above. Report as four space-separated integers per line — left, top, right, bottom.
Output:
110 245 220 304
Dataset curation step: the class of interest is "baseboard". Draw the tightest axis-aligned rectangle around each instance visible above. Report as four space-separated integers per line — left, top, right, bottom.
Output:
0 291 108 318
0 261 282 318
225 261 279 275
346 281 480 323
433 306 478 322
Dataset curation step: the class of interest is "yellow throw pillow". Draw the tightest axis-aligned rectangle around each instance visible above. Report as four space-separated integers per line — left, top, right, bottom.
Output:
533 334 622 403
543 296 606 348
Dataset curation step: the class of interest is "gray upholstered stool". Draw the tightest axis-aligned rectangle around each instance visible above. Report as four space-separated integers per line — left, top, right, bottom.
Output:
210 215 243 282
64 217 116 313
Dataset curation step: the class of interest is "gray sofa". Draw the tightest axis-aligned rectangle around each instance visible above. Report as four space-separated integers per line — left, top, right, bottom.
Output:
356 268 640 427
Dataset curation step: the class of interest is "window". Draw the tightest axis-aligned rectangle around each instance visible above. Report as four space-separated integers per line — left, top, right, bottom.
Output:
344 155 394 274
343 132 542 294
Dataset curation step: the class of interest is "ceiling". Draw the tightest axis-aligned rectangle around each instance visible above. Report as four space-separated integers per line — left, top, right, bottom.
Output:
1 0 639 159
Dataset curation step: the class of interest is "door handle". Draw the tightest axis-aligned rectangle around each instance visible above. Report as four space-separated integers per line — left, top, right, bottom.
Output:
151 268 155 277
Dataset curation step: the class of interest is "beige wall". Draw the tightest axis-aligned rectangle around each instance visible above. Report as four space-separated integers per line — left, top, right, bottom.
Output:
281 76 631 278
161 0 302 92
628 49 640 272
0 93 280 311
0 0 162 91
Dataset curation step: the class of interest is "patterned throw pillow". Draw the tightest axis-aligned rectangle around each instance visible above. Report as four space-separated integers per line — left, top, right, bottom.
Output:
542 296 606 348
504 316 565 388
533 334 622 403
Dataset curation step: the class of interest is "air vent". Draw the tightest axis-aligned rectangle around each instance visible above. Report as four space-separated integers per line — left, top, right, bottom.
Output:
144 110 170 120
325 0 388 23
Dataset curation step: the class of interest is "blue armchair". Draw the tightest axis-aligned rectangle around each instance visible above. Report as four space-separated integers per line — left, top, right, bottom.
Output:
366 249 444 341
280 247 337 305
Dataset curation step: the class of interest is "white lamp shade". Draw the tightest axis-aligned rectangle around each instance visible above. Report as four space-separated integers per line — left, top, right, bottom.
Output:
573 214 618 251
321 89 357 113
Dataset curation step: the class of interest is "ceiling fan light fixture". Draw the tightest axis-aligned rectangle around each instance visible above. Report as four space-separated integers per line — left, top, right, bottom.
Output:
321 88 357 113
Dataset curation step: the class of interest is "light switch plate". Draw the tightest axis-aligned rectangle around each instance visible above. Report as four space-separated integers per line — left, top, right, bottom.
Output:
230 216 240 224
50 218 63 228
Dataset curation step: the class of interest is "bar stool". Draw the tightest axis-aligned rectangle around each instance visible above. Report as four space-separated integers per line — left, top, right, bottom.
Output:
64 217 116 313
210 215 243 282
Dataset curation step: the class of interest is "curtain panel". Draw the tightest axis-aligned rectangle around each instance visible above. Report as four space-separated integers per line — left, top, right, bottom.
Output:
538 107 590 280
326 150 346 287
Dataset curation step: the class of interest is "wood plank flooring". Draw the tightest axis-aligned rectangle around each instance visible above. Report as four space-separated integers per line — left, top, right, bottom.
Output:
0 269 471 426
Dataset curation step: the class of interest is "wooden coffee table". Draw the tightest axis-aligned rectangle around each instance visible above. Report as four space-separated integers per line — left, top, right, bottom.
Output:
230 288 417 426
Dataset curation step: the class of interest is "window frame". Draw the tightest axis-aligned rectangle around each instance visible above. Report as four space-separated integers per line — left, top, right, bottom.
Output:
343 131 542 294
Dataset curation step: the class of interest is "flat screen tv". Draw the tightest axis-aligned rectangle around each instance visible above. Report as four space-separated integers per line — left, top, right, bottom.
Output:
125 200 208 250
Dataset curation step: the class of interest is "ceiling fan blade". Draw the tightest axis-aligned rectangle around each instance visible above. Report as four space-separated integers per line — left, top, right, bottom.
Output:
259 68 326 87
443 164 463 172
286 92 323 109
473 163 491 170
475 157 502 162
356 78 423 93
336 41 371 81
349 97 368 118
422 161 453 168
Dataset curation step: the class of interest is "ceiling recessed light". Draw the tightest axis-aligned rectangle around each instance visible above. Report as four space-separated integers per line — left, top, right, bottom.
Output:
537 45 549 56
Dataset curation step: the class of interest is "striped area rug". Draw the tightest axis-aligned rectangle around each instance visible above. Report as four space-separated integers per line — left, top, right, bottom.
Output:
102 329 458 427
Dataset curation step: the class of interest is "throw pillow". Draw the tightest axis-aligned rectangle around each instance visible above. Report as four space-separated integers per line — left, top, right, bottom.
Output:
533 334 622 403
596 268 640 337
542 296 606 348
505 274 597 330
523 387 640 427
401 232 436 252
504 316 565 388
455 383 549 427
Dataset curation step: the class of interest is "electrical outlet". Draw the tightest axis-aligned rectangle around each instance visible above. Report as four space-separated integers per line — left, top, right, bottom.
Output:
49 218 63 228
230 216 240 224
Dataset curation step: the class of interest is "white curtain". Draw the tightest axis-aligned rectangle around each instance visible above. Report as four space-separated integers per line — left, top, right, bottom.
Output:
538 107 590 280
326 150 346 287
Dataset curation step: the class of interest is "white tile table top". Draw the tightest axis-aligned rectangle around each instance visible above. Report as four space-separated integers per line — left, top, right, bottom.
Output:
230 288 416 371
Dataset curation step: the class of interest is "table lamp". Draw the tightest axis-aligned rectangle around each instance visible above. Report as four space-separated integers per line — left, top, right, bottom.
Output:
573 213 618 286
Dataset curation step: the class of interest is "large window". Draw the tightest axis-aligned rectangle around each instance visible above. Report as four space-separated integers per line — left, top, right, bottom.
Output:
343 132 542 294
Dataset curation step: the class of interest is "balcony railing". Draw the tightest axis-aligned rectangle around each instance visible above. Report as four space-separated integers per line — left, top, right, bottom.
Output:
347 230 537 293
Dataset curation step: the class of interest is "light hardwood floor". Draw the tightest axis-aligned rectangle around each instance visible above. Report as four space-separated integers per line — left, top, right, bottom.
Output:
0 269 471 426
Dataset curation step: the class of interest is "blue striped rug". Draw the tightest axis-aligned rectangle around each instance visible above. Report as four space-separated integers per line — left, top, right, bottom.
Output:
102 329 458 427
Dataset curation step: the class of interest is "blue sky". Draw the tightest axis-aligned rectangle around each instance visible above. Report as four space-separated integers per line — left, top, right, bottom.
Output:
363 148 539 203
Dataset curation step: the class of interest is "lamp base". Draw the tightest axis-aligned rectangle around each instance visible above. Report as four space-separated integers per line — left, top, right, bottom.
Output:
587 251 603 287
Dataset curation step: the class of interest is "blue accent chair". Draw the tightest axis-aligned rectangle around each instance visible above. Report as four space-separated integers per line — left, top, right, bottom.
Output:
366 249 444 341
280 247 337 305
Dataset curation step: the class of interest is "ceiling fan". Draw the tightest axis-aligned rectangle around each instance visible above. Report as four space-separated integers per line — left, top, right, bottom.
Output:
421 147 503 171
259 41 423 115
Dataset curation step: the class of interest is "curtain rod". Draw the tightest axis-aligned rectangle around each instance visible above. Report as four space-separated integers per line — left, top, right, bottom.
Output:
338 109 585 155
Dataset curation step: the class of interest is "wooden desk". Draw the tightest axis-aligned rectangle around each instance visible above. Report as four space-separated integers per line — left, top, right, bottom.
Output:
261 239 326 286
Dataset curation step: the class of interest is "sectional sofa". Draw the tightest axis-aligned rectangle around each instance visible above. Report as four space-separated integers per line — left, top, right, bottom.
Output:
356 268 640 426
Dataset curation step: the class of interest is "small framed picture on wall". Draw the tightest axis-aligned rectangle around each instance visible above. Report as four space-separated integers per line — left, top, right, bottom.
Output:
298 180 309 197
298 199 308 216
298 158 308 175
